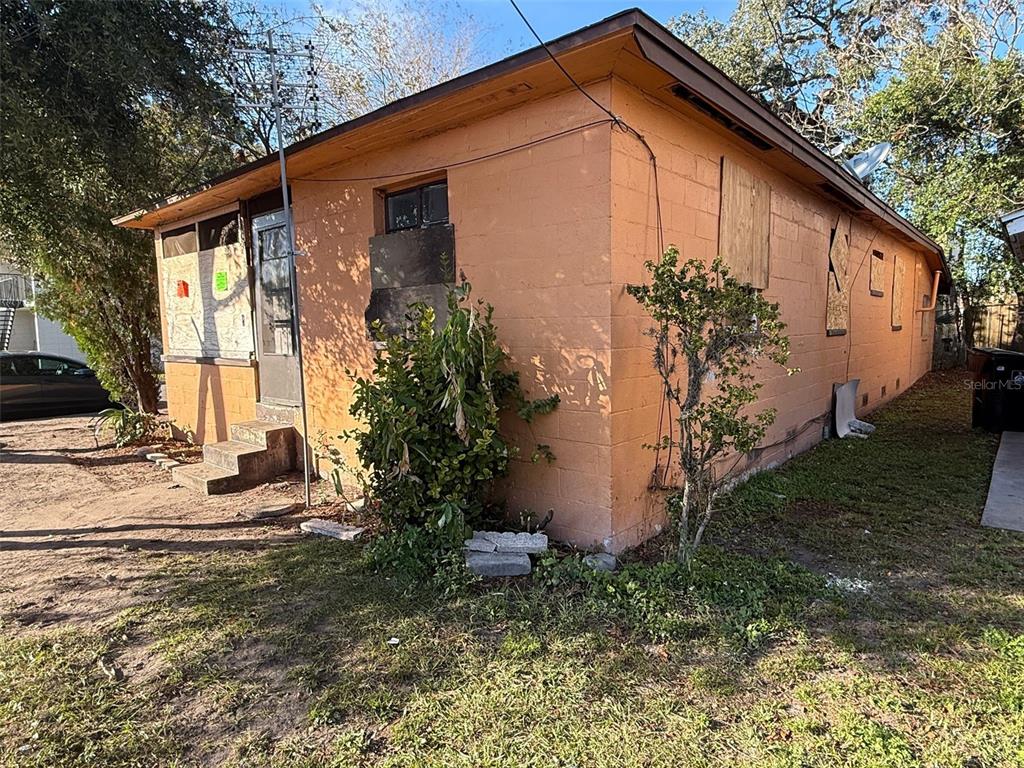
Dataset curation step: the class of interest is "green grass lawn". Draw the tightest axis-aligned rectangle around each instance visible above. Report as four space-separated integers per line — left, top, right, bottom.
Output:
2 371 1023 767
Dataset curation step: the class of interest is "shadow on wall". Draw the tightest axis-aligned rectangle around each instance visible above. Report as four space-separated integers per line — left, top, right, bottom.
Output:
177 249 252 444
293 179 622 519
286 120 651 544
293 183 378 480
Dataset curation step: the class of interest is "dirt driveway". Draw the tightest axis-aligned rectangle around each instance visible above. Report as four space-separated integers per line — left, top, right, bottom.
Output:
0 414 313 632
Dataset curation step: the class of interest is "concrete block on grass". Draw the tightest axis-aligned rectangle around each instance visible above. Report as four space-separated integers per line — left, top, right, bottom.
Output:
300 519 364 540
465 551 531 577
242 501 301 520
583 553 617 572
477 531 548 554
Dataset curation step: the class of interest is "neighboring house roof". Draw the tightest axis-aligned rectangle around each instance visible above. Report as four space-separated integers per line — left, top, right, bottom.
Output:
1000 207 1024 263
114 8 946 278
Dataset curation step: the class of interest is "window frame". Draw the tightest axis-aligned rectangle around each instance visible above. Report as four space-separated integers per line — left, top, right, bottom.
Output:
198 211 240 250
384 181 449 234
161 211 240 257
869 249 885 297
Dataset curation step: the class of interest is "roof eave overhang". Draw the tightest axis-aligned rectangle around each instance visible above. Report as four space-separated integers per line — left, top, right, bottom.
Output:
113 7 949 285
112 10 645 230
1000 207 1024 263
630 18 949 283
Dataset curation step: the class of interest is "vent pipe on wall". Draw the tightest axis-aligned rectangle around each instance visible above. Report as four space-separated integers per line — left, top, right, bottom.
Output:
916 271 942 313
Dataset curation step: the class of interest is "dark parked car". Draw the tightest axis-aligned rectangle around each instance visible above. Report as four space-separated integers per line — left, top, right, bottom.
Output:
0 351 116 420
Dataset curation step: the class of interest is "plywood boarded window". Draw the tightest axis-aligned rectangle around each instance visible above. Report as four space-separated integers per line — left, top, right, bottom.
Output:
719 157 771 289
891 255 905 330
826 213 851 336
870 250 885 297
159 211 254 360
366 224 455 336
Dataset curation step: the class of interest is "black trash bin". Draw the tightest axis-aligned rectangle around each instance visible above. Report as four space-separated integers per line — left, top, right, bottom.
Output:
967 347 1024 431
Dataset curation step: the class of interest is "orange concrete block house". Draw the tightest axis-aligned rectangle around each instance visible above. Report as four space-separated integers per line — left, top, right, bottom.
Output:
116 10 947 552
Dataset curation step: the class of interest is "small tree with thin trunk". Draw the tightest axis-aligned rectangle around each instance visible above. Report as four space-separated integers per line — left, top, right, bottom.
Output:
627 247 793 567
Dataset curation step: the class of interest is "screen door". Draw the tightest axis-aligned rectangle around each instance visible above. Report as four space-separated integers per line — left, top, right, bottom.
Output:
252 210 301 405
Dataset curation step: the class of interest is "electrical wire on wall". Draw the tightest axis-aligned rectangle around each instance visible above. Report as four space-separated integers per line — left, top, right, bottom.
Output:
294 119 615 183
299 0 676 488
508 0 675 490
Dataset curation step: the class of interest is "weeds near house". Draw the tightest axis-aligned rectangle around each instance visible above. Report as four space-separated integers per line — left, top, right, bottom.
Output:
92 405 159 447
3 372 1022 766
536 547 826 647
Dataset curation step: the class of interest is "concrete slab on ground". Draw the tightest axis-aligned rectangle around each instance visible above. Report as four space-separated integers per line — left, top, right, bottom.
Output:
982 431 1024 532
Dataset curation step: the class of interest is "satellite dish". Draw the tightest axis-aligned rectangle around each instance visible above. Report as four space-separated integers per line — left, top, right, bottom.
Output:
842 142 892 182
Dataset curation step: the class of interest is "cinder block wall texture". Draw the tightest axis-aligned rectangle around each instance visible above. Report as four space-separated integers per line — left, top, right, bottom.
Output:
292 84 615 547
606 78 936 550
158 76 936 552
164 361 257 444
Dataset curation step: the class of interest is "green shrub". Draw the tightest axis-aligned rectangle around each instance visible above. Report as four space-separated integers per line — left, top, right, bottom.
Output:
342 281 558 572
94 406 159 447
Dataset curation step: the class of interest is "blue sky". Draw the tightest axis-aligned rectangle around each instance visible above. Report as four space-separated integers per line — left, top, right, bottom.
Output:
295 1 738 62
461 1 734 59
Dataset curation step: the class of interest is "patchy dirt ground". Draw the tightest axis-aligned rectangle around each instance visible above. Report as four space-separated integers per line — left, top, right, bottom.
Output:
1 374 1022 767
0 414 330 633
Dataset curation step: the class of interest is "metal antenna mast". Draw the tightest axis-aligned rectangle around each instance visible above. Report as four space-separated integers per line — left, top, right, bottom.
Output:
230 22 322 509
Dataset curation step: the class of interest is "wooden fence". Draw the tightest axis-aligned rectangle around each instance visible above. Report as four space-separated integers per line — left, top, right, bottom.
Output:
972 302 1023 352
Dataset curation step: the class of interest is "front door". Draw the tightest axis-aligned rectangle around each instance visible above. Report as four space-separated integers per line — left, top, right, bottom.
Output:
252 211 301 405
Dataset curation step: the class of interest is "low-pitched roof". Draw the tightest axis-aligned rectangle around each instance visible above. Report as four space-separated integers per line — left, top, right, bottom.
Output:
114 8 946 277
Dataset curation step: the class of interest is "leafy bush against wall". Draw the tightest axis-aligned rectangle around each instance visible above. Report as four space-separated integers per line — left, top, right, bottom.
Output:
343 282 558 565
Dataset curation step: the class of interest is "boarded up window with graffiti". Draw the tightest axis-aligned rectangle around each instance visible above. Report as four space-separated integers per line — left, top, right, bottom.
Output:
160 211 255 360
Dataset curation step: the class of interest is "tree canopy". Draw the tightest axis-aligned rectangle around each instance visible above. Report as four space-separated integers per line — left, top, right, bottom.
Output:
1 0 481 410
671 0 1024 332
1 0 239 409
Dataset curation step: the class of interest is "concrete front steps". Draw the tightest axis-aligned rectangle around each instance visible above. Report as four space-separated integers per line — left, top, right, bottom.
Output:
172 420 296 495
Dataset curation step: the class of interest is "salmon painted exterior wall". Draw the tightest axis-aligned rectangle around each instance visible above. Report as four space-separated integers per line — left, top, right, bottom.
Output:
606 78 936 550
153 76 936 552
290 84 614 547
163 361 258 443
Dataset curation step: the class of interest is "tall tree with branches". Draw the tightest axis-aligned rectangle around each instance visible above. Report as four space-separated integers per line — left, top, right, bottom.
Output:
671 0 1024 347
855 23 1024 348
226 0 480 160
1 0 239 410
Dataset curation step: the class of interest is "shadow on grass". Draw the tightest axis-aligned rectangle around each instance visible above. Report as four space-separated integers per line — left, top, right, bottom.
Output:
714 369 1022 658
4 371 1021 767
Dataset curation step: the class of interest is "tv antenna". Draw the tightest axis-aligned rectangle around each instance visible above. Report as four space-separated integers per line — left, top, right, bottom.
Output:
227 22 323 509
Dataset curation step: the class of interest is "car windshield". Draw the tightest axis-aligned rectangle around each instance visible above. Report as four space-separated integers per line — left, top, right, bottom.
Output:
35 357 84 374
